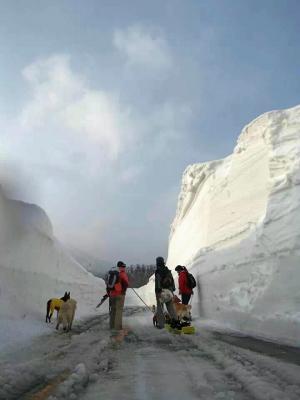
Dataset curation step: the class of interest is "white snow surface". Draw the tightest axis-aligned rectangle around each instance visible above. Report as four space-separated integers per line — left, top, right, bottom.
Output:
0 188 136 351
1 311 300 400
165 105 300 345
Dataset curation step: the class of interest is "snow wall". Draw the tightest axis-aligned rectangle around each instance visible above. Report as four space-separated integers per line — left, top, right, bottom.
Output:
167 105 300 345
0 189 136 324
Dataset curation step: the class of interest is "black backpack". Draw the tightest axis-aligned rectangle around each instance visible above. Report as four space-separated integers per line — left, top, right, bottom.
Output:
186 272 196 289
161 268 174 289
105 270 120 289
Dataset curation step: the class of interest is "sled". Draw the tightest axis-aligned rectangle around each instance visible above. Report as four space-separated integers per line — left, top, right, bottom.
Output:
181 325 195 334
164 324 196 335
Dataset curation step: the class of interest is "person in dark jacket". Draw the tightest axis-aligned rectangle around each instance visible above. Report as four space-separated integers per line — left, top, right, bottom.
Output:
175 265 193 305
154 256 177 329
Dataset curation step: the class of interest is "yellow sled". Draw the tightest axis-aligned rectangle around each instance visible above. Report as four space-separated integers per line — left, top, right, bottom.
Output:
181 326 195 334
165 323 180 334
164 324 196 335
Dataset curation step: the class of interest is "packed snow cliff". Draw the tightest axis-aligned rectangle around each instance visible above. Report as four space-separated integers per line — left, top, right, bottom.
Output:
166 105 300 345
0 187 108 323
0 188 138 350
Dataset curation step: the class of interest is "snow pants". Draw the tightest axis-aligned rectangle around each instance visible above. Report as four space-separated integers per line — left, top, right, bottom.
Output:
109 295 125 330
181 293 192 305
156 293 177 329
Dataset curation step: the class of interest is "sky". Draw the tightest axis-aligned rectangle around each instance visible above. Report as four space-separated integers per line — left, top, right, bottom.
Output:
0 0 300 264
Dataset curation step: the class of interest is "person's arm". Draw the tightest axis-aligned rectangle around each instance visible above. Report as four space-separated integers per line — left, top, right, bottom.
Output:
178 273 185 294
121 272 129 294
171 275 175 292
155 272 162 294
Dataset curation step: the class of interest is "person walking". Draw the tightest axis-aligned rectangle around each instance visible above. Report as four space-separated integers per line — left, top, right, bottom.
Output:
175 265 193 305
106 261 129 330
154 256 177 329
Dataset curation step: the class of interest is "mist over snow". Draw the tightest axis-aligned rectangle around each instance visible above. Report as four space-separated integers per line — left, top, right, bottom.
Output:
65 245 114 278
139 105 300 346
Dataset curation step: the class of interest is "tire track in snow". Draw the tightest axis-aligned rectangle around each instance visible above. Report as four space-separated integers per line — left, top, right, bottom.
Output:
83 321 254 400
164 334 254 400
186 333 300 400
0 308 142 400
0 314 113 400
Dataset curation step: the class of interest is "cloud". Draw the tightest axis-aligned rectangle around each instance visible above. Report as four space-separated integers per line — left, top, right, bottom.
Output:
20 54 132 159
17 51 191 181
58 217 109 258
146 184 179 225
1 49 194 263
113 25 172 70
3 53 192 197
119 166 142 184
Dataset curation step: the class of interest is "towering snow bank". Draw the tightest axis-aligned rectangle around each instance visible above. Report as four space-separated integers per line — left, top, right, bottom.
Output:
167 105 300 345
0 189 137 350
0 188 107 321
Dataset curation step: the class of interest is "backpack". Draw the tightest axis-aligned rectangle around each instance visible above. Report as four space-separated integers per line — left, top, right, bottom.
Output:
105 270 120 290
161 269 174 289
186 272 196 289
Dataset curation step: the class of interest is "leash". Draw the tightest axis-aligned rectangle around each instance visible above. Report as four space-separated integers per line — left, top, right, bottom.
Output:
130 287 154 314
96 285 154 314
189 293 194 305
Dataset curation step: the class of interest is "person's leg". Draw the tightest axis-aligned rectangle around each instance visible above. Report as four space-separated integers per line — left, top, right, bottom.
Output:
182 293 191 305
165 299 177 321
155 294 165 328
114 295 125 330
110 297 117 329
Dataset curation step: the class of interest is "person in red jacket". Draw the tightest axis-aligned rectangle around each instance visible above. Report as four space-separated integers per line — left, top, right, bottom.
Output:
175 265 193 305
108 261 129 330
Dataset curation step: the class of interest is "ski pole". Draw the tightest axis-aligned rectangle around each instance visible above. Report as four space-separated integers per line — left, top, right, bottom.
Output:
130 287 154 313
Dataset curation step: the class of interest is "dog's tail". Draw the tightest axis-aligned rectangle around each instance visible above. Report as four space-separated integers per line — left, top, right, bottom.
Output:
46 299 51 322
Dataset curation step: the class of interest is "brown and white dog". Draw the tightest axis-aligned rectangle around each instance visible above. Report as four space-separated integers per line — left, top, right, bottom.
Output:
152 295 191 326
172 295 192 321
152 308 171 327
56 295 77 332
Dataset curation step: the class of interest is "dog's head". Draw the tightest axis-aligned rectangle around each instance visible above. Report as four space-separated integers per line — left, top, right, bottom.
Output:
61 292 71 302
173 295 181 304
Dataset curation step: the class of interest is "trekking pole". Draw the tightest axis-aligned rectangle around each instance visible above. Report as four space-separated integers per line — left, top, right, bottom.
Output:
130 287 154 313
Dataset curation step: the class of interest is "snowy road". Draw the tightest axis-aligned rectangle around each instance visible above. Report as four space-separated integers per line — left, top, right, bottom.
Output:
1 308 300 400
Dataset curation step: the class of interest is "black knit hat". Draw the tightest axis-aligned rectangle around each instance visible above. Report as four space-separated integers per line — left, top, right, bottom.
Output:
175 265 184 272
156 256 165 267
117 261 126 268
